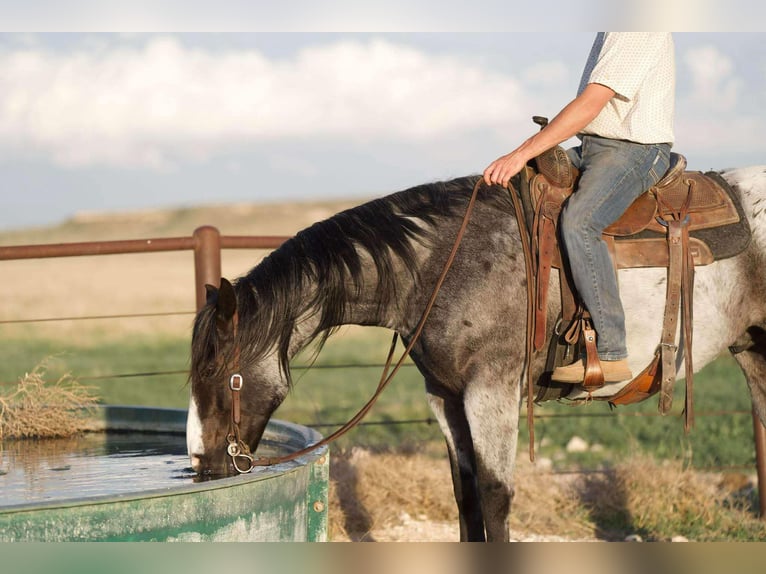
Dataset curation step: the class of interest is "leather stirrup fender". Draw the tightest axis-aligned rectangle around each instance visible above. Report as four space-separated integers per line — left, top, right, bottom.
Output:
609 353 662 406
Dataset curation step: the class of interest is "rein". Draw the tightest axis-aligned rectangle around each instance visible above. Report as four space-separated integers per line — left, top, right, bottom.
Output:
224 177 486 473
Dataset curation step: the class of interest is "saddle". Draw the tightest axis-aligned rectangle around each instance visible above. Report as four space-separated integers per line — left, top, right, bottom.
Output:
512 118 752 433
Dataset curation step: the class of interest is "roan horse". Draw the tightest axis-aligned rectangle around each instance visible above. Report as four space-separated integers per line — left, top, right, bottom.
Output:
188 166 766 541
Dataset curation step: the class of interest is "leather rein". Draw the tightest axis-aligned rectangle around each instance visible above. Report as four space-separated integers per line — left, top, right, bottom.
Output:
223 178 487 473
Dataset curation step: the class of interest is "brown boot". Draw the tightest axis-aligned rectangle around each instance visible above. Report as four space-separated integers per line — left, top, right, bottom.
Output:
552 358 632 383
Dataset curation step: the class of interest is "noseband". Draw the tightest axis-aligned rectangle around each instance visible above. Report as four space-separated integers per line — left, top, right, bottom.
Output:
221 178 486 473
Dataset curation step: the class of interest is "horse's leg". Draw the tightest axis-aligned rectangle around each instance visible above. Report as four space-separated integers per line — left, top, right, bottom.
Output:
462 375 520 542
425 381 486 541
732 326 766 424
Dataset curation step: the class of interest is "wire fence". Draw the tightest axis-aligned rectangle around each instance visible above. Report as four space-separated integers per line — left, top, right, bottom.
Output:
0 310 758 470
1 227 764 514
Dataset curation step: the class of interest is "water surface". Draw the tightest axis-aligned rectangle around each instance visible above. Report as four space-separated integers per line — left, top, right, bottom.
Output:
0 432 283 508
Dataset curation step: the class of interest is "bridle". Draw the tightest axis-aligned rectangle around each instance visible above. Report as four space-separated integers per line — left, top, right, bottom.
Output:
223 311 254 473
222 177 493 473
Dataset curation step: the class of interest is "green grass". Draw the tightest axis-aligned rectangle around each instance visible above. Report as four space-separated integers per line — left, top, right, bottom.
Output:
0 326 760 467
3 326 764 540
282 329 443 450
568 453 766 542
0 334 191 408
526 354 757 470
0 327 443 450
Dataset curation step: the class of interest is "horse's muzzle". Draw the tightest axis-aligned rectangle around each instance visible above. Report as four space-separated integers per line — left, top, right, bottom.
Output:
190 454 204 474
189 452 235 477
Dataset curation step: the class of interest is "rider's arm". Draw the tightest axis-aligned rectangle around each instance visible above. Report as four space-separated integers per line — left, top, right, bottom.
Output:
482 82 615 187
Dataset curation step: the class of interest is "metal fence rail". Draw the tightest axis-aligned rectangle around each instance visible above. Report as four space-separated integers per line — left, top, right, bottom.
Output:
2 225 765 518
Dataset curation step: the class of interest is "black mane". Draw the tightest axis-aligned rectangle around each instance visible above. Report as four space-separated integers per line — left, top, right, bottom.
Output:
192 175 509 386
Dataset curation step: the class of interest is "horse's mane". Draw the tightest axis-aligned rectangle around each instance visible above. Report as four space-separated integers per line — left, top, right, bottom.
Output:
192 175 509 386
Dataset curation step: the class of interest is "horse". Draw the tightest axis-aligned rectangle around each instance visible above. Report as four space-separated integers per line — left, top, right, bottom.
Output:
187 166 766 541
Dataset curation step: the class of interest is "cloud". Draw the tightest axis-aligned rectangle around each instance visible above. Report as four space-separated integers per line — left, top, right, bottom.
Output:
521 60 570 87
0 36 531 169
672 42 765 167
682 44 741 111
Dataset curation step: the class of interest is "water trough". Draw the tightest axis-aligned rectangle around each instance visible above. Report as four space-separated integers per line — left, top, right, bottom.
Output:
0 406 329 542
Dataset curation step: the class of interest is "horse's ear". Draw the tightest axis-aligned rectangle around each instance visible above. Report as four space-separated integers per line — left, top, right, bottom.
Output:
216 278 237 322
204 284 219 307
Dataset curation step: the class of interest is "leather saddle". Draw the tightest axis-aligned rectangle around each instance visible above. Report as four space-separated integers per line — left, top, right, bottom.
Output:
512 120 751 429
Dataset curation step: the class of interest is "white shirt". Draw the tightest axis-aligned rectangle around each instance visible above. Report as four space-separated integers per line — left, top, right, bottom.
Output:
578 32 675 145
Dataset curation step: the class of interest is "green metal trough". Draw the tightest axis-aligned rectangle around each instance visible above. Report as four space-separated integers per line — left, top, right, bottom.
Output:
0 406 329 542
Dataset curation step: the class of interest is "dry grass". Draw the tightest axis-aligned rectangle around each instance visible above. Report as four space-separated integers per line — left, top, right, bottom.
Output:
328 448 457 541
0 361 100 441
0 199 358 343
509 457 597 539
327 450 597 541
327 448 766 542
578 454 766 541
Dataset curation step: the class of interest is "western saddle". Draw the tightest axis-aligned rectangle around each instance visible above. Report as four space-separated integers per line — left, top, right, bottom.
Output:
512 117 751 437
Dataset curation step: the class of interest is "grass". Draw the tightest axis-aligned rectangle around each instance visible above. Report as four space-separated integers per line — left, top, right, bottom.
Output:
0 332 192 408
526 354 757 470
1 309 763 541
575 454 766 541
0 325 444 447
328 448 766 542
0 324 759 467
0 361 100 440
281 328 444 450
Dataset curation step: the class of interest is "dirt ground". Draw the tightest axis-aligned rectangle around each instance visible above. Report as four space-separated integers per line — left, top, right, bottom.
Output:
331 514 590 542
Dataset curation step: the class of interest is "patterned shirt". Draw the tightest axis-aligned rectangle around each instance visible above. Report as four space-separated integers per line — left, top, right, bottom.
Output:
578 32 675 145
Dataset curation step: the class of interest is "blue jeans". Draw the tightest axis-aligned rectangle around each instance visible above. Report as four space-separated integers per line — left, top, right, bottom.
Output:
561 135 671 360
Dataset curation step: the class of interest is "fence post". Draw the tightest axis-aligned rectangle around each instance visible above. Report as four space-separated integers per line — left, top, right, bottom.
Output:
753 408 766 520
193 226 222 312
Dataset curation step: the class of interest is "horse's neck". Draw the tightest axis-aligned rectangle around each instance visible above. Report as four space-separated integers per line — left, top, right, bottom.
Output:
286 244 426 357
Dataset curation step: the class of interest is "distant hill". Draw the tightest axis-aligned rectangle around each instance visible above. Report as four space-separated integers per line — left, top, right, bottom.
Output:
0 199 366 246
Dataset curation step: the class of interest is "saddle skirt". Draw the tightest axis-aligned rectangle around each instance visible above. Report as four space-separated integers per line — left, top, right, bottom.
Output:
523 147 752 408
530 152 750 272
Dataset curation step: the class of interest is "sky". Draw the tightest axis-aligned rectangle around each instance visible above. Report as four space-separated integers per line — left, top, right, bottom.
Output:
0 29 764 230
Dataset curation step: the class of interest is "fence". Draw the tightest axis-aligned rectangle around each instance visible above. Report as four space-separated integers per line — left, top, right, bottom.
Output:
1 225 765 519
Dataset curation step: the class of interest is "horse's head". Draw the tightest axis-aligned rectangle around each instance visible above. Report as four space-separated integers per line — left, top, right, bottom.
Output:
187 278 288 476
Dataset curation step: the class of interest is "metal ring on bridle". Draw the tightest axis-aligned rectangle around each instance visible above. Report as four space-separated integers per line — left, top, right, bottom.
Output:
227 437 255 474
231 452 255 474
229 373 243 391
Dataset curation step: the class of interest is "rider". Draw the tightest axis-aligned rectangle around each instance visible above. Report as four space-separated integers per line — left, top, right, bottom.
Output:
483 32 675 383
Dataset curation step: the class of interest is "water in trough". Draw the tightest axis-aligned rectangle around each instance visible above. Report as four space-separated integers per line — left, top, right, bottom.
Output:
0 407 329 541
0 431 285 507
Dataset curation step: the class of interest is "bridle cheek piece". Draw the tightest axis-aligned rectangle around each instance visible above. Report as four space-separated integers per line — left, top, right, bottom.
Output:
224 312 257 474
226 371 257 474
